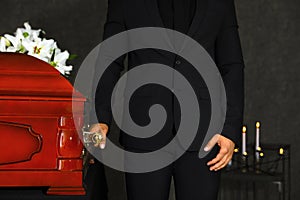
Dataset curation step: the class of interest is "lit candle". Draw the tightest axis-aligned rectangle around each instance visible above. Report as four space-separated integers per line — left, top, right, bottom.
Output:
255 122 260 151
242 126 247 156
255 122 261 162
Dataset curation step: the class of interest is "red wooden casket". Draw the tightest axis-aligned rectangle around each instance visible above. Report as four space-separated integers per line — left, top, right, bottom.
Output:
0 53 86 195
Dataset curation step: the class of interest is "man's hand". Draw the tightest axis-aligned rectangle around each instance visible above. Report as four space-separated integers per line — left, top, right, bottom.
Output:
205 134 235 171
89 123 109 149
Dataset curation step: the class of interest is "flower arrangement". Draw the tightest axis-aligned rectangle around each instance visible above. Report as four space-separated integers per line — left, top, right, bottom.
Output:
0 22 73 75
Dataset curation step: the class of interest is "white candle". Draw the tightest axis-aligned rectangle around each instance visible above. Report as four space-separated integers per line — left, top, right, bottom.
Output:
242 126 247 155
256 122 260 150
255 122 261 161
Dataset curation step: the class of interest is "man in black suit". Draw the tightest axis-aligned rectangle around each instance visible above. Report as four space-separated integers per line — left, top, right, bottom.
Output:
90 0 244 199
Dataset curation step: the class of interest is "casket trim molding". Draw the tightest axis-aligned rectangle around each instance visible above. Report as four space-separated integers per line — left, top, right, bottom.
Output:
0 121 42 165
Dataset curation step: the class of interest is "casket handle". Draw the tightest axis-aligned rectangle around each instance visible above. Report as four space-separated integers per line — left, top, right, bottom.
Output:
83 130 103 147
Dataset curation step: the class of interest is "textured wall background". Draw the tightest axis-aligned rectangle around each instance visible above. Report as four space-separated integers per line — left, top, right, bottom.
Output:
0 0 106 83
0 0 299 199
237 1 300 199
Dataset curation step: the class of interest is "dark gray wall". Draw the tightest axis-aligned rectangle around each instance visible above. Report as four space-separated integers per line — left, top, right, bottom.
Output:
237 1 300 199
0 0 299 199
0 0 106 83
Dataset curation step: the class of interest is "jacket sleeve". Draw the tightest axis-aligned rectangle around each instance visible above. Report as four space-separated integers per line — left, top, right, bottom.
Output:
89 0 126 129
215 0 245 147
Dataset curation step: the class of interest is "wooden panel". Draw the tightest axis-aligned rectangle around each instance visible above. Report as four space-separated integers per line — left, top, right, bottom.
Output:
0 117 58 169
0 53 86 195
0 53 58 75
0 121 42 165
0 100 84 116
0 53 84 99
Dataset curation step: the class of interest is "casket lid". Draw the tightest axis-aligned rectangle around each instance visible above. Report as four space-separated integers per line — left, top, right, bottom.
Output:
0 53 85 100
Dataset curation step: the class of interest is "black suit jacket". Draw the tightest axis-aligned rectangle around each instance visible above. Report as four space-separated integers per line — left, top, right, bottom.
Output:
92 0 244 151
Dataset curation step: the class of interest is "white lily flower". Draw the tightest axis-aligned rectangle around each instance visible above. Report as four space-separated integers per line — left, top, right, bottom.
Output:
55 63 73 75
23 38 56 62
3 22 41 53
0 22 73 76
54 50 69 65
51 50 72 75
0 37 7 52
4 33 24 52
16 22 41 41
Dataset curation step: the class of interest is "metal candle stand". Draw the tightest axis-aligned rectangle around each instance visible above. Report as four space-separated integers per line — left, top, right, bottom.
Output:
219 144 291 200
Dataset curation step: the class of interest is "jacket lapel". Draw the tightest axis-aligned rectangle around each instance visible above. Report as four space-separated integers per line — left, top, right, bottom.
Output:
144 0 209 37
187 0 209 37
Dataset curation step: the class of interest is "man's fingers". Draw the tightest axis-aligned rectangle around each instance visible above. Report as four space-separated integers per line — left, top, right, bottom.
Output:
214 156 232 171
90 125 100 133
99 132 106 149
204 134 220 151
99 124 108 149
92 132 106 149
207 144 229 165
90 123 108 149
215 157 232 171
207 150 226 166
206 135 235 171
208 146 234 171
209 154 228 171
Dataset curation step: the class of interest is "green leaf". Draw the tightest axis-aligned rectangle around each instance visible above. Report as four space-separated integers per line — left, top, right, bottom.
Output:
68 54 78 60
49 61 57 67
23 32 29 38
19 45 27 53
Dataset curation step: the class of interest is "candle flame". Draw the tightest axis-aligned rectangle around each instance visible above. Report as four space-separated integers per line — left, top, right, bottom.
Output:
242 126 247 133
279 148 284 155
234 148 239 153
256 121 260 128
257 146 262 151
243 152 248 156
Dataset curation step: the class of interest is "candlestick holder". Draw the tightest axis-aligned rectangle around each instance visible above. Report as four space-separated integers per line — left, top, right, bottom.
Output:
241 152 249 173
254 147 264 173
220 144 291 200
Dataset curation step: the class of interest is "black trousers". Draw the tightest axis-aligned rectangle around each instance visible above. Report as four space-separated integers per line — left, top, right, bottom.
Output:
125 128 221 200
84 159 108 200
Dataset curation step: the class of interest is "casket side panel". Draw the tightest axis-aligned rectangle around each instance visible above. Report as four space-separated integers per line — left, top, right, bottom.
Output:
0 121 42 165
0 99 84 170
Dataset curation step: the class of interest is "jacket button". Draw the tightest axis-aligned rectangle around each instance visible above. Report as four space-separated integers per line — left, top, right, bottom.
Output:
175 60 181 65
